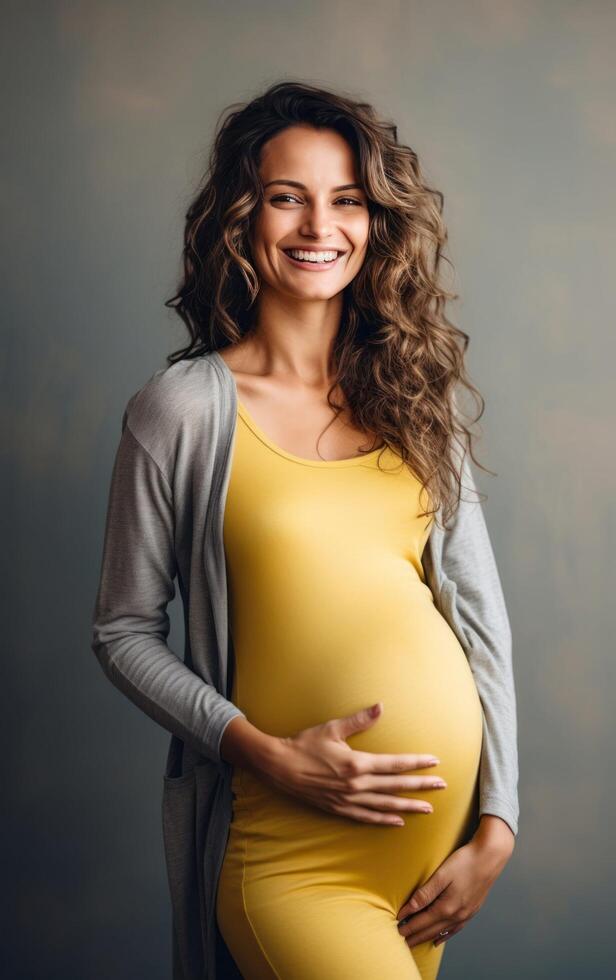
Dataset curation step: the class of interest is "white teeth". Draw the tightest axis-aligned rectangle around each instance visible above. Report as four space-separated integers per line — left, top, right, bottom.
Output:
287 249 339 263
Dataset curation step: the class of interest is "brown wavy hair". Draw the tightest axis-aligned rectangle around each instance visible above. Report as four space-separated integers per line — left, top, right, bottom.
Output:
165 80 494 529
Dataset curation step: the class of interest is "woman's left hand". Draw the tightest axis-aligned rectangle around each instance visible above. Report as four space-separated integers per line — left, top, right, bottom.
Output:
396 816 515 948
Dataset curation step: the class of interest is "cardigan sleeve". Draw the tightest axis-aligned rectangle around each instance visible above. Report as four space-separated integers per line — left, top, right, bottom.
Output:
90 402 246 764
438 450 520 837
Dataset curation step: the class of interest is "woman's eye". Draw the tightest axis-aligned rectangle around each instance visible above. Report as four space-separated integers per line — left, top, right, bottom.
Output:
271 194 362 206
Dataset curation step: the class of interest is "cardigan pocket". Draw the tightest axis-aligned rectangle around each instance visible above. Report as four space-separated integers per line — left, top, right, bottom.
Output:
162 761 219 980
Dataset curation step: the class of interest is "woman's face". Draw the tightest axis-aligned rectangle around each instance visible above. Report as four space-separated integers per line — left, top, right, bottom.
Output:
250 124 370 300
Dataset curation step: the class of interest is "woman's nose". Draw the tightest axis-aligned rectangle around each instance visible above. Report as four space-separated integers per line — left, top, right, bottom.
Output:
301 204 333 239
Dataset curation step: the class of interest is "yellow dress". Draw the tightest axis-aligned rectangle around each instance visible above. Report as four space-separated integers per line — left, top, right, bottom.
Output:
215 400 484 980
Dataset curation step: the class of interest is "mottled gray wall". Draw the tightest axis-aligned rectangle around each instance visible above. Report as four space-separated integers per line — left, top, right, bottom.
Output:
3 1 614 977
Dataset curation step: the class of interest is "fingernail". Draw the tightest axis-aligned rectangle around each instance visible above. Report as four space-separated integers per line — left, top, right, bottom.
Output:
428 758 440 765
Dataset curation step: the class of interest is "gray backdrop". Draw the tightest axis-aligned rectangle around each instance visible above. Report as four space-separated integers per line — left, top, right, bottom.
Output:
3 1 614 977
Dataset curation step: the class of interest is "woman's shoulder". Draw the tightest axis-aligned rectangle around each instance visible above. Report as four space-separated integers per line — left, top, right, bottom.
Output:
121 352 224 468
124 352 222 424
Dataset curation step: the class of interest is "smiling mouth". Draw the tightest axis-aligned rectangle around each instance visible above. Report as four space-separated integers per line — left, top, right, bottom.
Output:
282 248 346 267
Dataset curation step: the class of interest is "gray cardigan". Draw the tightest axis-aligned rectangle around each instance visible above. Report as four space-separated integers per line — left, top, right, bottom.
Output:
91 349 519 980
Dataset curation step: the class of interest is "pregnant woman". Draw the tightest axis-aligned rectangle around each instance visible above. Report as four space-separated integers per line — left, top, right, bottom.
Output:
92 81 519 980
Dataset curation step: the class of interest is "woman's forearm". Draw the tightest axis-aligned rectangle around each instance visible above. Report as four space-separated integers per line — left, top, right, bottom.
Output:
220 715 284 772
473 813 516 860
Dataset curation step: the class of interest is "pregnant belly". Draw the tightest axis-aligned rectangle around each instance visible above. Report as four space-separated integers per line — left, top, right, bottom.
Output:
228 590 484 910
231 585 484 796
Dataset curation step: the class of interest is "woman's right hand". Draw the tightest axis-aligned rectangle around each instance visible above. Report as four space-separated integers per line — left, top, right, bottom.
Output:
255 702 448 827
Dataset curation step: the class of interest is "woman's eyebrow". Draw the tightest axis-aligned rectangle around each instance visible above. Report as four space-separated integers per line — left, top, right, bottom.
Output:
263 179 364 192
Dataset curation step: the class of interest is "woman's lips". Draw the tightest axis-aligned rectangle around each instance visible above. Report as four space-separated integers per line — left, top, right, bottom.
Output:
281 249 345 271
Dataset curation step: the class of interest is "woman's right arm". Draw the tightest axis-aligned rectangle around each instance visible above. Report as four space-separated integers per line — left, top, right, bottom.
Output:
91 400 247 764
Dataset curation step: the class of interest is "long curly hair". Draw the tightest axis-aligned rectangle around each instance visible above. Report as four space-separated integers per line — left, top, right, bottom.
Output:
165 80 493 529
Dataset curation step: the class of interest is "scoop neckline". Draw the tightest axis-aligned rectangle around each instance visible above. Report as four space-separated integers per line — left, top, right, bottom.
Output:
211 349 386 468
237 400 386 468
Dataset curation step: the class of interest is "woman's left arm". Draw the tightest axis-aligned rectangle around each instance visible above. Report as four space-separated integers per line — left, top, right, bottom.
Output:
399 448 519 947
423 446 520 838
